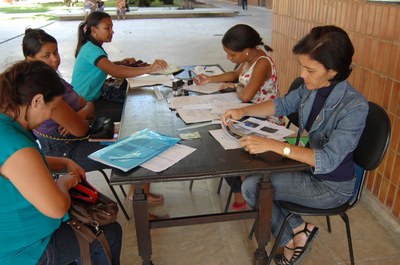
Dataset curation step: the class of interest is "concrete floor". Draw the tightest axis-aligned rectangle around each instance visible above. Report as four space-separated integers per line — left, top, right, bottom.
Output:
1 1 400 264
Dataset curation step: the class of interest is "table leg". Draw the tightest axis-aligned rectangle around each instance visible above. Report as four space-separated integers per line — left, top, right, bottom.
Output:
133 184 154 265
253 173 273 265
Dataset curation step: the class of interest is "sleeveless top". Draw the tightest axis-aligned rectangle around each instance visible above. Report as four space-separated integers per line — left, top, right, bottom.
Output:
238 45 283 125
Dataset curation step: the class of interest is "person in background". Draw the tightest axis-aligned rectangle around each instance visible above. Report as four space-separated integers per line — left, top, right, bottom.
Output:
116 0 126 20
194 24 284 210
72 11 167 122
23 28 109 173
222 25 368 265
241 0 248 11
84 0 96 18
97 0 105 12
72 11 167 204
0 60 122 265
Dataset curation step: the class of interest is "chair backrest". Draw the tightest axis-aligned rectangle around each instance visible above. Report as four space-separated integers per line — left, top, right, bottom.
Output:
285 77 304 128
350 101 391 206
353 101 391 170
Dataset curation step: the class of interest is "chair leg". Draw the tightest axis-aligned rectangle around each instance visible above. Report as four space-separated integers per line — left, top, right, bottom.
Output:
189 180 194 191
217 178 223 194
98 170 130 220
340 213 355 265
119 185 127 197
326 216 332 233
224 185 233 213
267 213 294 265
248 221 255 240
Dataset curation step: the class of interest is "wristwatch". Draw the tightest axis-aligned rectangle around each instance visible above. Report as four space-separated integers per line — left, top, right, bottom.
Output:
283 146 291 157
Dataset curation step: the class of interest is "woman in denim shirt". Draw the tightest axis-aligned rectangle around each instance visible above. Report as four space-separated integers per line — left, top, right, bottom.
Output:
222 25 368 265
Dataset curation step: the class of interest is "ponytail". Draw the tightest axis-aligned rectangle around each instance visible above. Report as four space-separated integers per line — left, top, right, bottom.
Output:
75 11 111 58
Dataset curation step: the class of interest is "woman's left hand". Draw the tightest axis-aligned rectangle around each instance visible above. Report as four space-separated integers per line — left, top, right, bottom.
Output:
65 159 86 180
150 59 168 72
239 135 275 154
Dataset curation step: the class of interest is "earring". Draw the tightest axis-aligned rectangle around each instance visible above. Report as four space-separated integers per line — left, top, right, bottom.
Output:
246 52 249 56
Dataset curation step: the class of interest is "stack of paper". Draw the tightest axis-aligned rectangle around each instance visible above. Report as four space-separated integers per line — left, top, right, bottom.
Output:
167 92 250 124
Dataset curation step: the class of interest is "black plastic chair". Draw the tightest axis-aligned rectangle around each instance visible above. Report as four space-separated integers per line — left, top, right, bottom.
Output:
285 77 303 129
266 101 391 265
97 169 130 220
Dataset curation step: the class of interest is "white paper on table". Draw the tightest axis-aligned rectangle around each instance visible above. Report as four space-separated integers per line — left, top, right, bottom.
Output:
177 108 220 124
194 65 225 75
140 144 196 172
210 100 253 115
167 92 240 109
209 129 241 150
182 103 213 110
186 83 222 94
127 74 174 88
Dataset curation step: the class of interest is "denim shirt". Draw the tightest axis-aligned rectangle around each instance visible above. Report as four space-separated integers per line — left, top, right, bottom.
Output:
274 80 368 175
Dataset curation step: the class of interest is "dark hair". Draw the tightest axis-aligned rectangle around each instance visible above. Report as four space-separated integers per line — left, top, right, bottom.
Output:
0 60 65 118
222 24 273 52
293 25 354 83
75 11 111 57
22 28 57 58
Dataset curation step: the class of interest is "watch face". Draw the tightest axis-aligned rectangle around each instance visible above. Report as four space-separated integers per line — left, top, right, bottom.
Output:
283 147 290 156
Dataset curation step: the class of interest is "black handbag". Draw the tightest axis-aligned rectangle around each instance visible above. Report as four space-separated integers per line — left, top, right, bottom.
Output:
101 77 128 104
89 117 115 139
68 178 118 265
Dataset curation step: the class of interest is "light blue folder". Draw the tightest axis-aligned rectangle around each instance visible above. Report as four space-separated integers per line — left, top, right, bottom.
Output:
89 128 180 172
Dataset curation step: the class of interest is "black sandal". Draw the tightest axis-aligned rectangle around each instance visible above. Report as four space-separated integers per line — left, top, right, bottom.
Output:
274 246 295 265
289 223 319 265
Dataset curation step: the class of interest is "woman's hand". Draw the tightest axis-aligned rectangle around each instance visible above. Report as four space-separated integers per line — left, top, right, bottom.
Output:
221 107 247 126
150 59 168 72
193 74 210 85
57 126 71 136
58 171 82 190
65 159 86 181
239 135 276 154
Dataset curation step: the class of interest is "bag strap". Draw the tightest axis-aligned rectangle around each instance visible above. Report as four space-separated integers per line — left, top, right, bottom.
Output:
68 219 112 265
33 129 89 141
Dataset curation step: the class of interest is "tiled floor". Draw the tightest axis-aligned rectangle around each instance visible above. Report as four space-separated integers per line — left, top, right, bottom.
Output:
1 1 400 264
88 170 400 265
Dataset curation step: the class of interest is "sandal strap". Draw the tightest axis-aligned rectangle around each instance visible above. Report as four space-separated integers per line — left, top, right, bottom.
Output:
292 222 312 238
274 253 293 265
290 246 305 261
284 245 296 251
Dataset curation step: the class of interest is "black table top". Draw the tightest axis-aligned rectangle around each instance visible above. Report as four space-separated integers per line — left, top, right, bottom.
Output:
110 85 308 185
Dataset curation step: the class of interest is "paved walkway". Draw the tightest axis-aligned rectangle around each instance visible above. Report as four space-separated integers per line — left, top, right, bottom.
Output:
0 0 272 80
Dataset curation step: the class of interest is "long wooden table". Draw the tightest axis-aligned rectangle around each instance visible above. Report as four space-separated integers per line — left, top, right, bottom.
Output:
110 81 308 265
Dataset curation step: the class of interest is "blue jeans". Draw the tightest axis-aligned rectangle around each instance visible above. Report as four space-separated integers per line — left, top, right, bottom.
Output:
242 171 355 246
38 136 107 172
37 221 122 265
224 176 242 193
